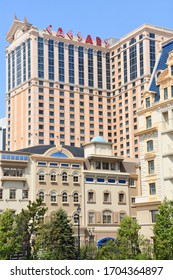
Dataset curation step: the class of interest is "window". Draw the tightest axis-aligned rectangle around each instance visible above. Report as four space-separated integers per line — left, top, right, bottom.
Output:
149 183 156 195
171 65 173 76
73 173 79 183
73 192 79 203
9 189 16 200
62 192 67 202
148 160 154 174
146 116 152 128
151 210 158 223
145 97 150 108
50 191 56 202
88 212 94 224
119 192 125 203
38 171 45 181
62 172 68 182
103 162 109 170
38 191 44 201
103 210 111 224
120 212 125 222
147 140 153 152
0 189 3 199
88 191 94 202
104 192 110 203
164 88 168 100
22 190 28 199
50 171 56 182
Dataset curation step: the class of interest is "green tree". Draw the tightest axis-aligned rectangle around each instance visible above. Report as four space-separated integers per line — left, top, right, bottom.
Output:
153 199 173 260
97 216 152 260
15 198 47 259
36 209 76 260
0 210 20 259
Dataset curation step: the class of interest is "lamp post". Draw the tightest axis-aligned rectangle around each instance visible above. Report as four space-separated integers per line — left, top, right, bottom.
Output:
77 205 81 260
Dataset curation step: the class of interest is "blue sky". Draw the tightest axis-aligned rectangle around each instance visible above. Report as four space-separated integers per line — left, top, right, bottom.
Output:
0 0 173 117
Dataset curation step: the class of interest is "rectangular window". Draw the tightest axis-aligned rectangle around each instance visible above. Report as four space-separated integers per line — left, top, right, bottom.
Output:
150 40 155 74
38 37 44 79
58 42 64 82
78 46 84 85
16 45 21 86
9 189 16 199
106 53 110 90
139 41 144 76
68 44 74 84
164 88 168 100
123 50 128 83
151 210 158 223
130 45 137 80
48 39 54 80
88 48 94 87
146 116 152 128
149 183 156 195
148 160 155 174
97 50 102 88
146 97 150 108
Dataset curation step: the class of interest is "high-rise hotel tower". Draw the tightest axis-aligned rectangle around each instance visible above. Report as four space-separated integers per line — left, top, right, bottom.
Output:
5 16 173 157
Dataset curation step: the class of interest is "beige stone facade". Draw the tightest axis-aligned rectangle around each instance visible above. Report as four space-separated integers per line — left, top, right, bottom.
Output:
5 18 173 158
135 38 173 238
0 137 140 244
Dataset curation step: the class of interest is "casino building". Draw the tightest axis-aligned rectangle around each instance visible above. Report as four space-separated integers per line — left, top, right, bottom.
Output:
5 16 173 158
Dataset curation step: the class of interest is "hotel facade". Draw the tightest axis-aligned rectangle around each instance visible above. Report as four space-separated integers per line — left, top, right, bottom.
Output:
135 38 173 238
5 17 173 158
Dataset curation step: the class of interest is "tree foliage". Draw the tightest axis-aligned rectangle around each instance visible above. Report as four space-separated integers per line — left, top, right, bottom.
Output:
0 209 18 259
36 208 76 260
153 199 173 260
97 216 152 260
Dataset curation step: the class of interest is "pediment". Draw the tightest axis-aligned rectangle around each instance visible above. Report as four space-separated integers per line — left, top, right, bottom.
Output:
6 19 32 43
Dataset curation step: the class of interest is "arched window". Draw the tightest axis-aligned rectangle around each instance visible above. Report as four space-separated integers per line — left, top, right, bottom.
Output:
62 172 68 182
73 213 79 224
73 192 79 203
50 171 56 182
38 170 45 181
103 210 111 224
38 191 44 201
147 140 153 152
73 173 79 182
62 192 67 202
50 191 56 202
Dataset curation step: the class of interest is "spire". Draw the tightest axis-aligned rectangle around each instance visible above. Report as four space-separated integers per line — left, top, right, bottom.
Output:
24 16 28 24
14 13 18 20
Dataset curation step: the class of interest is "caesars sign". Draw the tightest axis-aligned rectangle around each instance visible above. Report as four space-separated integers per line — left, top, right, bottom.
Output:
46 25 109 48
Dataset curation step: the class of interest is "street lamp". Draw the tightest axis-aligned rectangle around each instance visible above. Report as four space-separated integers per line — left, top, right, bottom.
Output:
77 205 81 260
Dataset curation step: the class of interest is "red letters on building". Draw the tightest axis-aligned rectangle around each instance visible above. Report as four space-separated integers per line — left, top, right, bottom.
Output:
104 38 109 48
77 32 82 42
96 36 102 46
67 29 73 40
85 35 93 44
46 25 52 35
56 28 65 38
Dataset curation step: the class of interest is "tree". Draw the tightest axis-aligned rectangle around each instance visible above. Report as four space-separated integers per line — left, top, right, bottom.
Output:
97 216 152 260
0 210 20 259
153 199 173 260
36 209 77 260
15 198 47 259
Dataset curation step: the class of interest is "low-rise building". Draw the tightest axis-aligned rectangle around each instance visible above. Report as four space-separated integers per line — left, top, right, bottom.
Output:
0 137 140 244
